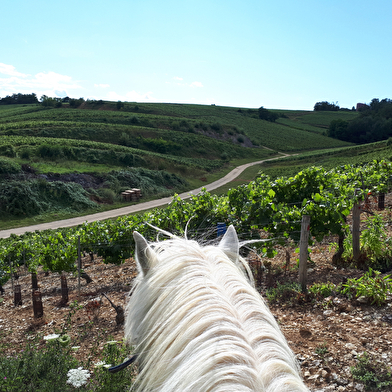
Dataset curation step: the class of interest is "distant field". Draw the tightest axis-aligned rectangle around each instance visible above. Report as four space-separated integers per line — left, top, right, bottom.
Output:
256 140 392 179
0 100 366 228
279 110 359 128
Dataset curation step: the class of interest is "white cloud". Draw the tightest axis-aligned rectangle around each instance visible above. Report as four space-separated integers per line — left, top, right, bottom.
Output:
55 90 67 98
105 90 155 102
94 83 110 88
173 76 183 81
0 64 81 98
190 81 203 88
0 63 28 77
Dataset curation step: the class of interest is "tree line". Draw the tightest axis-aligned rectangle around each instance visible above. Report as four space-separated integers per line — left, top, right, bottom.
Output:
313 101 354 112
0 93 86 108
0 93 39 105
327 98 392 144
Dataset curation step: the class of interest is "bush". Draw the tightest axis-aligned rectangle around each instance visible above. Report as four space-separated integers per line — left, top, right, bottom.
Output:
258 107 279 122
20 148 31 159
97 188 116 204
0 180 97 217
0 144 16 157
129 116 140 125
37 144 63 160
0 158 20 175
210 122 222 132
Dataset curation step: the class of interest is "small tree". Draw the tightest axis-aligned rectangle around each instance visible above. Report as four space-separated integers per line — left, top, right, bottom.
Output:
314 101 340 111
258 106 278 122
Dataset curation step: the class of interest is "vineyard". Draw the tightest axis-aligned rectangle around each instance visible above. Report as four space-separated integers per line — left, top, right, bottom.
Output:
0 101 361 232
1 160 392 282
1 159 392 391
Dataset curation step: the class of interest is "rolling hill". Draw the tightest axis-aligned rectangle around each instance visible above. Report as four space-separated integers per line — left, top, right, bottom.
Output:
0 100 363 228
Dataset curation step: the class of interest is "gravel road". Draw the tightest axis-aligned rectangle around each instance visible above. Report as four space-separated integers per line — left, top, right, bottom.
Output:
0 156 285 238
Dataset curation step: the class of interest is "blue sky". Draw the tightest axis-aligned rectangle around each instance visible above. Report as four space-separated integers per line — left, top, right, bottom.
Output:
1 0 391 110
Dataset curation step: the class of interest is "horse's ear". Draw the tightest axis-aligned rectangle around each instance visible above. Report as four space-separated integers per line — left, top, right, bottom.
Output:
218 225 239 263
133 231 156 276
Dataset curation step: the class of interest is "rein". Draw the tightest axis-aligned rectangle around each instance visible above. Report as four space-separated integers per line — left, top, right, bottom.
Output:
107 354 138 373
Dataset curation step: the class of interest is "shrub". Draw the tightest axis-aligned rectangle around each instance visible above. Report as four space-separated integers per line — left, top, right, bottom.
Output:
20 148 31 159
130 116 140 125
37 144 63 160
0 157 20 175
0 144 16 157
211 122 222 132
0 180 97 217
97 188 116 204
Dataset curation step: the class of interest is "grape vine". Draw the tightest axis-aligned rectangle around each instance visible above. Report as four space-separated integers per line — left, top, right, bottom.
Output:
1 160 391 280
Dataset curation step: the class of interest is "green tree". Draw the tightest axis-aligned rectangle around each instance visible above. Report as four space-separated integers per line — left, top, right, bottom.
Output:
258 106 278 122
314 101 340 111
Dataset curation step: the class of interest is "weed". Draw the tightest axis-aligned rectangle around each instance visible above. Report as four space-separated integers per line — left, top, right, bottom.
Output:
343 214 392 271
351 351 392 390
0 332 136 391
308 282 336 298
266 281 302 304
340 268 392 306
315 342 329 360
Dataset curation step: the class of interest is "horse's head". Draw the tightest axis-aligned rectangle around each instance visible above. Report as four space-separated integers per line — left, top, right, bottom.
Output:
133 225 242 278
123 225 309 392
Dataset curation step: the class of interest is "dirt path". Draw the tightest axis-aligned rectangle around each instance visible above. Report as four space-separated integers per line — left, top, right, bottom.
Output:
0 155 287 239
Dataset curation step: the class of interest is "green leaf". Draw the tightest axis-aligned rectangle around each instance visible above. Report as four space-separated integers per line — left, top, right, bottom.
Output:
268 189 275 198
313 193 322 203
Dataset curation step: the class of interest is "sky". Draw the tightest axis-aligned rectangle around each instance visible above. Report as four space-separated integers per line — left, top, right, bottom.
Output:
1 0 391 110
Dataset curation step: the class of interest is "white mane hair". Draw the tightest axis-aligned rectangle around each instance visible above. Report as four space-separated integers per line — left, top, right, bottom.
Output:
125 225 309 392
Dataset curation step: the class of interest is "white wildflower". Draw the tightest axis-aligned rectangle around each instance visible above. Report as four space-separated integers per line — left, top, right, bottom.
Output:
94 360 112 368
67 367 90 388
43 333 60 342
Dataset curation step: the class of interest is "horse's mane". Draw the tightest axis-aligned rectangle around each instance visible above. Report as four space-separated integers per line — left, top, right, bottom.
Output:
125 226 309 392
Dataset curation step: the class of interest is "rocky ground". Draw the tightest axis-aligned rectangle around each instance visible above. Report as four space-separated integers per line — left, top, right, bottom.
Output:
1 204 392 391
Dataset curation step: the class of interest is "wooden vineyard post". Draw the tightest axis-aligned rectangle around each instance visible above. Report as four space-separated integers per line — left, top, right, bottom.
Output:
352 190 361 263
14 284 22 306
61 273 69 305
32 290 44 318
31 272 38 290
78 236 81 299
298 215 310 292
9 256 14 293
378 192 385 210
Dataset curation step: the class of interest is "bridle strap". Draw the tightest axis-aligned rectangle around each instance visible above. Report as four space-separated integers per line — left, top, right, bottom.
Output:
107 354 138 373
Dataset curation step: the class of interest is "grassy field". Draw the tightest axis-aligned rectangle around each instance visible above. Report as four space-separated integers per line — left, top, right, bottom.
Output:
0 101 364 229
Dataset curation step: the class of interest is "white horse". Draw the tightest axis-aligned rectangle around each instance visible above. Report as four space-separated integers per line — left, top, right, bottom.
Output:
124 225 309 392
